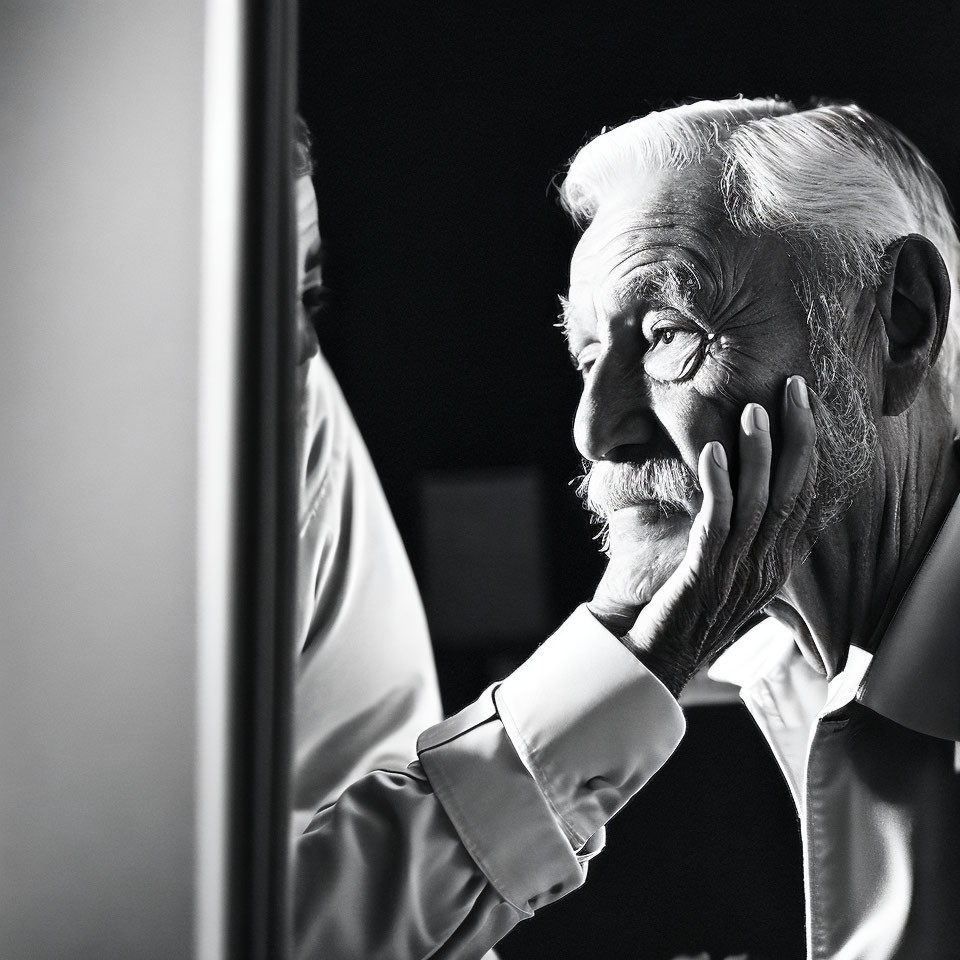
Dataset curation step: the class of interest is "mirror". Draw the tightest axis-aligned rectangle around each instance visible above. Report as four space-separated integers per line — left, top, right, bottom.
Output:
291 8 960 960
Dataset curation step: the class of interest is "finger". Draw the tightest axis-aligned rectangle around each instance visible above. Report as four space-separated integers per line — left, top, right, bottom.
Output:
759 375 816 542
714 403 773 614
677 441 733 581
727 402 772 553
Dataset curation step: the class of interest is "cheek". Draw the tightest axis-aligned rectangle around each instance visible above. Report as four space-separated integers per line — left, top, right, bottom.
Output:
696 334 813 417
648 385 733 473
647 325 814 470
607 510 692 596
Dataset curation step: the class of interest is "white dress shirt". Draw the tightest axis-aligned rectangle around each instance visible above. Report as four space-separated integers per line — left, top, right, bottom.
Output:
710 496 960 960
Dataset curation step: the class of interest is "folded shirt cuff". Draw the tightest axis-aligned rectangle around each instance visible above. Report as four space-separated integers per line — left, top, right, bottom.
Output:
495 603 686 847
417 687 585 915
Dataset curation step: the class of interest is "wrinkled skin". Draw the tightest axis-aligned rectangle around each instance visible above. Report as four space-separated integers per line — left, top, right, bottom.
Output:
563 162 957 695
563 165 818 694
596 385 815 695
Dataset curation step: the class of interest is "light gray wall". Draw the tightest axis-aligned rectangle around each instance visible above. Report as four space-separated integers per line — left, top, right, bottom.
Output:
1 4 204 956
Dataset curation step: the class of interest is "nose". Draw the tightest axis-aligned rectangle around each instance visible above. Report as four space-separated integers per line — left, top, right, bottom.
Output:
573 354 656 461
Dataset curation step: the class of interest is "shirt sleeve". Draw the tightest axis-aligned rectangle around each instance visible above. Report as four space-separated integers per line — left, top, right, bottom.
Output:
294 607 686 960
418 604 686 878
294 698 579 960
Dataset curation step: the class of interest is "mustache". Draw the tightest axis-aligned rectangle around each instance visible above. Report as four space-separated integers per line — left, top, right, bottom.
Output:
576 458 701 520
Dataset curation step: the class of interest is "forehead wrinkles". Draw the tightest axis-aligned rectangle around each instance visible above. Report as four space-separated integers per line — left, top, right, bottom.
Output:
570 209 727 324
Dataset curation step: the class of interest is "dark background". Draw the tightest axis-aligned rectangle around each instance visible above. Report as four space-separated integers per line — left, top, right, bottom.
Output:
298 4 959 957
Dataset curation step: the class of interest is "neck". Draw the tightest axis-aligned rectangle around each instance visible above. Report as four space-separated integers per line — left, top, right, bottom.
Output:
771 408 960 679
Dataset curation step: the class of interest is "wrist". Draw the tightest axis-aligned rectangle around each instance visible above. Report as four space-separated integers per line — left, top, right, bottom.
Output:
586 597 642 636
620 632 697 700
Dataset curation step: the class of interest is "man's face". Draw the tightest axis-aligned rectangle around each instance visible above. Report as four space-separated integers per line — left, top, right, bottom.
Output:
563 163 817 572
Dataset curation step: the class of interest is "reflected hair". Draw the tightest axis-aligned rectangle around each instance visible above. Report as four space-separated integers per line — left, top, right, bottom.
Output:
294 114 314 179
560 98 960 421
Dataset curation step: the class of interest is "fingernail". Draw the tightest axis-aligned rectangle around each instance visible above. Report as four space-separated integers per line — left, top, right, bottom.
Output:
751 404 769 433
712 442 728 470
789 376 809 409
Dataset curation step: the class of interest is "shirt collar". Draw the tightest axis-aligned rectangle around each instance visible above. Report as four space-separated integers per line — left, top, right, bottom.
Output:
857 490 960 741
711 493 960 742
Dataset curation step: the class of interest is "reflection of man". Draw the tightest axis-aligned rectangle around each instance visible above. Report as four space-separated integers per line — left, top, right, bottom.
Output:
294 99 960 960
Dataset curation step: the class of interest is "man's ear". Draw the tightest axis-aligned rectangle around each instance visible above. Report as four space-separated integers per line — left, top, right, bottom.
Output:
875 234 951 416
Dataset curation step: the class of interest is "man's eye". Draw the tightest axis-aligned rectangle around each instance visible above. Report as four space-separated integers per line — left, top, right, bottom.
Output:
643 328 706 382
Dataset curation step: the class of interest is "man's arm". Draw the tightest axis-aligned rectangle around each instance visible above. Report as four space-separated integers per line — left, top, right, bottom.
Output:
293 314 684 958
294 606 685 960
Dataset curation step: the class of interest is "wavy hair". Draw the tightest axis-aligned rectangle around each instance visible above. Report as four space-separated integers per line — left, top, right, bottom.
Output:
560 98 960 421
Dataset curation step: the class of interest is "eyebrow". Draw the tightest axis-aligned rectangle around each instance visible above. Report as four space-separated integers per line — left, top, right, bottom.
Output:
558 260 703 342
614 260 701 317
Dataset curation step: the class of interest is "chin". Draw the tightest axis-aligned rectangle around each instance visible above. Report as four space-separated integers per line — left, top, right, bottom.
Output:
604 503 692 593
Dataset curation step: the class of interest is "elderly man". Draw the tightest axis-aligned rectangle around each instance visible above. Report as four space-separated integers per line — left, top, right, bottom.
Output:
559 96 960 958
296 99 960 960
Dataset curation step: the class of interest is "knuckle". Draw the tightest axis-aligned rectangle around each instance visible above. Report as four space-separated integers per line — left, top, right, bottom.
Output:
678 561 699 587
700 518 730 550
766 498 794 524
732 513 764 550
743 494 769 528
678 562 708 595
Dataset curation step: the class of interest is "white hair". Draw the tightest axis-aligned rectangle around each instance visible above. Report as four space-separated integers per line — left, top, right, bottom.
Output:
560 98 960 420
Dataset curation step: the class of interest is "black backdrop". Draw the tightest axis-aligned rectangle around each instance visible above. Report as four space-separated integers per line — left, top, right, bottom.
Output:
298 4 959 957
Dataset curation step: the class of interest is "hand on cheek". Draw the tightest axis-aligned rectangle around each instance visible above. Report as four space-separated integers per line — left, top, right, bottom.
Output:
590 376 816 697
